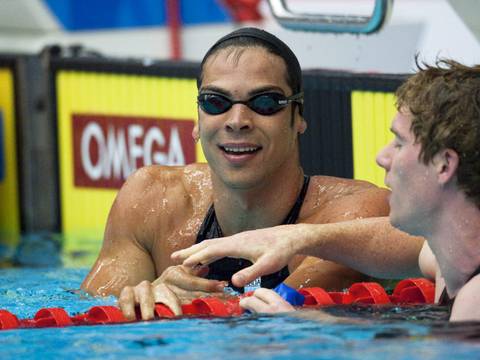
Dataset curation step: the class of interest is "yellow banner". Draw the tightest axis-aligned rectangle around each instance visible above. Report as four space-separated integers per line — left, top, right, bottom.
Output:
351 91 396 188
0 67 20 251
56 71 200 260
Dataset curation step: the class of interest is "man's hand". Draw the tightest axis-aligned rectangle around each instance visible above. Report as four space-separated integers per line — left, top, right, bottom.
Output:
118 265 227 320
240 289 361 324
240 288 295 313
171 224 307 287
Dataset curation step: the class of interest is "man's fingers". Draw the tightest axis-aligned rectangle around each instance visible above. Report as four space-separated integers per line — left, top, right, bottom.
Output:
251 288 284 303
182 251 222 268
134 281 155 321
241 288 295 313
190 264 210 278
231 268 254 288
180 243 231 268
118 286 136 321
239 295 271 313
168 287 225 302
173 239 246 268
153 283 183 316
231 257 281 287
161 266 226 292
171 242 209 263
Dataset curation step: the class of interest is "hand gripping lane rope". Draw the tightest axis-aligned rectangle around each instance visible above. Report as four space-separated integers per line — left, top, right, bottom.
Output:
0 278 435 330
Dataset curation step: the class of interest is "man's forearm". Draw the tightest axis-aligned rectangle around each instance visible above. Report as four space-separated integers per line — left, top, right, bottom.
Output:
294 217 424 279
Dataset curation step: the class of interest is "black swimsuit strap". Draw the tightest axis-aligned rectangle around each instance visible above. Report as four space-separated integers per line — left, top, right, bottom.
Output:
438 264 480 312
195 175 310 293
281 175 311 225
196 175 311 241
196 205 222 241
438 287 454 308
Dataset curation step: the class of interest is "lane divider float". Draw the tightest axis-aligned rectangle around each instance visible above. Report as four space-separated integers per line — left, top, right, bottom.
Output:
0 278 435 331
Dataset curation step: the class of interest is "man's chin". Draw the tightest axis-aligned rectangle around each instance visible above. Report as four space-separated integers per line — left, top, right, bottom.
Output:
389 211 405 230
389 214 421 236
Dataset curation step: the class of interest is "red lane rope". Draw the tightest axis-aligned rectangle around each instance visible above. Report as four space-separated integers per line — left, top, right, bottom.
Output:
0 278 434 330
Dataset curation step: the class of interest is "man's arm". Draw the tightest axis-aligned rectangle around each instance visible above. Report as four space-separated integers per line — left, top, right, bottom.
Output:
288 218 424 283
239 288 363 324
418 242 437 280
173 185 424 288
83 165 227 320
174 218 423 287
81 168 158 297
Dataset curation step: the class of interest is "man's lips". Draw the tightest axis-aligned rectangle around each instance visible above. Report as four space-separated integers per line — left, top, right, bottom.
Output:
218 143 262 155
218 143 263 165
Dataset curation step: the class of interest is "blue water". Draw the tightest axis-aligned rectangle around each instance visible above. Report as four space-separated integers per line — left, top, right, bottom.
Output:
0 268 479 359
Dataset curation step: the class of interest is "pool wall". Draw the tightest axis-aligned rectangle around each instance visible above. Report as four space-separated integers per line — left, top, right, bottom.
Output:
0 57 21 259
0 51 405 264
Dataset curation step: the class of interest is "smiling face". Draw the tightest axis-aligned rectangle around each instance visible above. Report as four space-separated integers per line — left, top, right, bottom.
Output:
376 110 440 235
195 46 306 190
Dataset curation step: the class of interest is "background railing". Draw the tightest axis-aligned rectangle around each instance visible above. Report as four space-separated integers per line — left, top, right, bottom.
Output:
267 0 393 34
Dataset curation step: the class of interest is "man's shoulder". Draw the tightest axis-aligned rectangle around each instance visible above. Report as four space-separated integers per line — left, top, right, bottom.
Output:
302 175 390 222
308 175 386 196
124 163 211 192
451 274 480 321
114 163 212 211
457 273 480 299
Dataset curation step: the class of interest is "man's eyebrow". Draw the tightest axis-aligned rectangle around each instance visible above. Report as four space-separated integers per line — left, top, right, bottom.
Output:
199 85 287 98
248 85 285 96
199 85 231 96
390 127 406 141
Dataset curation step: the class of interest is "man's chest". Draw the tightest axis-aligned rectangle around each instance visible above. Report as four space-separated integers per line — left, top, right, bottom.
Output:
151 216 205 274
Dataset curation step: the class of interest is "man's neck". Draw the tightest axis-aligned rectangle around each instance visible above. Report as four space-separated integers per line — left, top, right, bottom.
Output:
428 194 480 297
211 166 305 236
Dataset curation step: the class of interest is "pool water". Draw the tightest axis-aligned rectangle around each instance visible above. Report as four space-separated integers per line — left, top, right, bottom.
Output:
0 268 479 359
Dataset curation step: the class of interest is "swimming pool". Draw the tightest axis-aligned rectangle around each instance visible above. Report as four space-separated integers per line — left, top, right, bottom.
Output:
1 267 479 359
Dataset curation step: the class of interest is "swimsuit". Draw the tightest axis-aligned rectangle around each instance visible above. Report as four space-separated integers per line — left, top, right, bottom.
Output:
438 264 480 315
195 175 311 293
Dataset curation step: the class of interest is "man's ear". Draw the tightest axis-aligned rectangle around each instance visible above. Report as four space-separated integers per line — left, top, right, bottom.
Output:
192 125 199 143
297 118 307 134
435 148 459 185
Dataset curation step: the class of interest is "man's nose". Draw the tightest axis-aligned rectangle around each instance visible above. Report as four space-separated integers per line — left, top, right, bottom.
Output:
224 104 253 132
376 145 391 170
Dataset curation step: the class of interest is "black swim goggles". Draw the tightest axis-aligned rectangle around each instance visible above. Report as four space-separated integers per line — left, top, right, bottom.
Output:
197 92 304 116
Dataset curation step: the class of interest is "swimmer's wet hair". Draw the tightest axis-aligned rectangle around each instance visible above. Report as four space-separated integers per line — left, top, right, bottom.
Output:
397 57 480 207
197 27 303 114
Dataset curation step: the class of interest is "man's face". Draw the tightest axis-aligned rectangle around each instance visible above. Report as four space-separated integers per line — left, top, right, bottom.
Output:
195 47 305 189
376 110 439 235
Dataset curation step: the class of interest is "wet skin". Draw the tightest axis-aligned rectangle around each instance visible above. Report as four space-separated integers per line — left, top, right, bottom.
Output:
376 110 480 321
81 47 391 320
376 110 440 236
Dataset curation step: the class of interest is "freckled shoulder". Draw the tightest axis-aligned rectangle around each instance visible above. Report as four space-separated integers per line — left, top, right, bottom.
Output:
300 175 390 222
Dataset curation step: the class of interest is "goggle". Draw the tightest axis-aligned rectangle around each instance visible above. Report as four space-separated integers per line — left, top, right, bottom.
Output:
197 92 304 116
